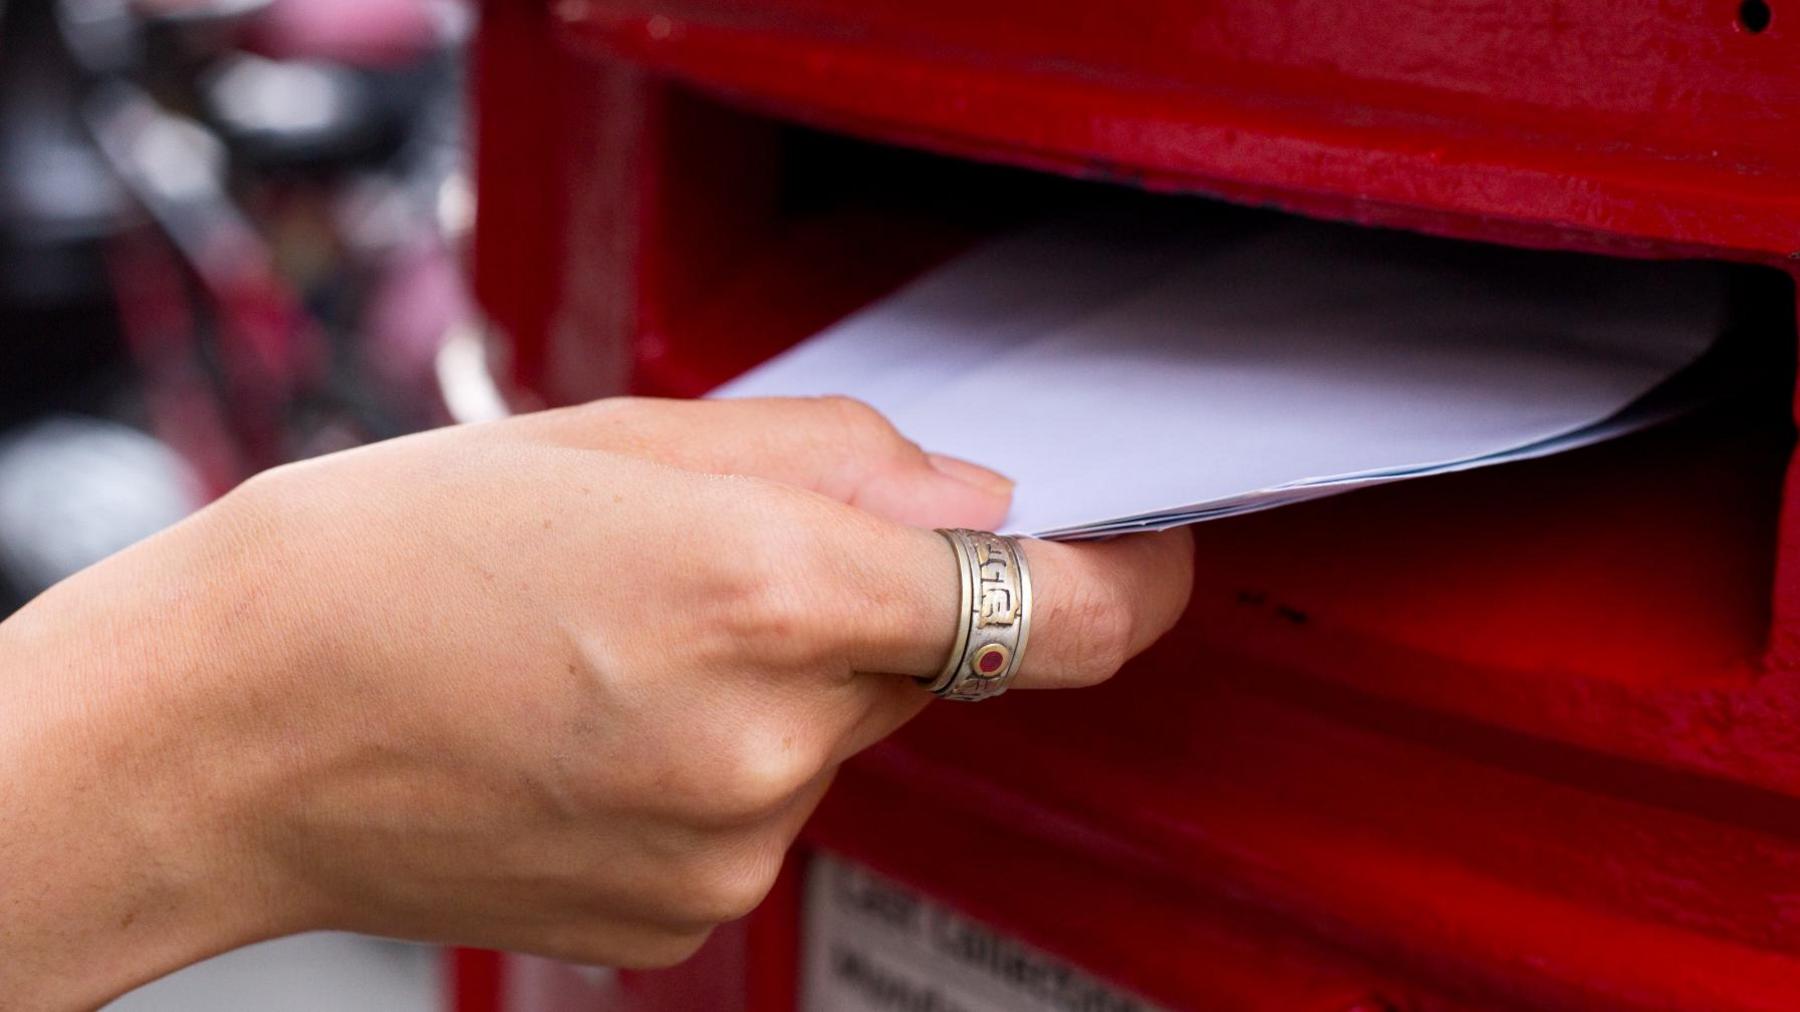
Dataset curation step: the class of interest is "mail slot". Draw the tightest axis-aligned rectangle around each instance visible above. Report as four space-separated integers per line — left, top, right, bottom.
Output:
460 2 1800 1009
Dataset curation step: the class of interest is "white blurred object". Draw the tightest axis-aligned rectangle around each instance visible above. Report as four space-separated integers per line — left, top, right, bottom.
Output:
436 320 512 424
0 415 202 594
106 933 440 1012
206 54 363 139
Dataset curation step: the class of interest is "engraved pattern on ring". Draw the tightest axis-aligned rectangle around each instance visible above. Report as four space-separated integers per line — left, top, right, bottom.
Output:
928 529 1032 702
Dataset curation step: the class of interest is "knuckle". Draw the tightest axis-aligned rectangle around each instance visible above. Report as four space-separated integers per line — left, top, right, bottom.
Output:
529 395 693 458
712 522 836 668
560 394 635 421
815 394 894 439
813 395 915 459
683 844 784 924
218 465 318 558
600 395 655 416
716 562 813 664
710 733 821 822
225 464 295 520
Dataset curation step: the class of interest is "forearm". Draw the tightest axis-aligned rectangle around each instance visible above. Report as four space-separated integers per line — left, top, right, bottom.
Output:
0 498 303 1009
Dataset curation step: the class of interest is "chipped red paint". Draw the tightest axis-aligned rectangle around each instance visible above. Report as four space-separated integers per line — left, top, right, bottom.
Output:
468 2 1800 1008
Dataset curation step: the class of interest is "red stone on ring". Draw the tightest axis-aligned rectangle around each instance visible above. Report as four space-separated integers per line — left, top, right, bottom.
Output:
974 645 1008 675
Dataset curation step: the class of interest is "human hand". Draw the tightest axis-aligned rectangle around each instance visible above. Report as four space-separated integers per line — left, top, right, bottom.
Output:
0 397 1193 1005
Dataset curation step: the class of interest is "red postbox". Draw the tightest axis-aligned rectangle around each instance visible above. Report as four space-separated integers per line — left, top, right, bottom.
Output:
460 2 1800 1008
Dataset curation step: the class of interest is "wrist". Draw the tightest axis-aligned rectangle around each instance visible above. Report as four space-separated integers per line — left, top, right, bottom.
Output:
0 489 319 1007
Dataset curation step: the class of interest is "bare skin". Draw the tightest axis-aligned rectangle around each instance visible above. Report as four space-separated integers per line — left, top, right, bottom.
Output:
0 396 1194 1010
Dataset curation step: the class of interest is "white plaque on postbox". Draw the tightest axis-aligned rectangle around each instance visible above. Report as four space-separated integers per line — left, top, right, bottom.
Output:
800 853 1162 1012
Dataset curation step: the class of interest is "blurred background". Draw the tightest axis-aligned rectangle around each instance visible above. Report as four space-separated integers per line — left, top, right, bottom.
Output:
2 0 498 1004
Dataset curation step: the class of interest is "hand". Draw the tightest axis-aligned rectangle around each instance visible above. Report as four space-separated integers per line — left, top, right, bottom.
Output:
0 396 1194 1006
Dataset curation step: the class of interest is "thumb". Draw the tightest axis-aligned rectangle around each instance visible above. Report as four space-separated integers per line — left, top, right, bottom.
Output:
520 395 1015 530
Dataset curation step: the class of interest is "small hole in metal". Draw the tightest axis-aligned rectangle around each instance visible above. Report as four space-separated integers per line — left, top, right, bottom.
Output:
1740 0 1773 33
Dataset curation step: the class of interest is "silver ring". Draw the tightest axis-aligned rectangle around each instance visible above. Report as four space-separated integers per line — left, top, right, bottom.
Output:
922 529 1033 702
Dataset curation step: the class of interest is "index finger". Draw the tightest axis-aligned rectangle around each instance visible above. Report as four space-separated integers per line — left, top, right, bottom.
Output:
792 498 1196 690
1008 531 1196 689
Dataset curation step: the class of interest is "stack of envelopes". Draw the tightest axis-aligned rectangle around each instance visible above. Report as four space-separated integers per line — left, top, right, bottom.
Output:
717 211 1731 539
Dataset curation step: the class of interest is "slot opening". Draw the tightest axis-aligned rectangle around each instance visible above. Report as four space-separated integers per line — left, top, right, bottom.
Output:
633 89 1798 702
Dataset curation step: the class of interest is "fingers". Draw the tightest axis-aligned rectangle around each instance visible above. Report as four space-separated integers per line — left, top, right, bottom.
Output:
529 395 1192 687
782 494 1195 690
1009 530 1195 689
519 396 1013 531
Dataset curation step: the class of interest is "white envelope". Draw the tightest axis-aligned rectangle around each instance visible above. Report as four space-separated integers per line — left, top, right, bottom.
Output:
717 212 1728 538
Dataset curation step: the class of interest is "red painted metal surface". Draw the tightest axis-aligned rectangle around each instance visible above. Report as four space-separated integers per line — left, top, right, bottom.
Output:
552 0 1800 263
467 1 1800 1008
451 946 506 1012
